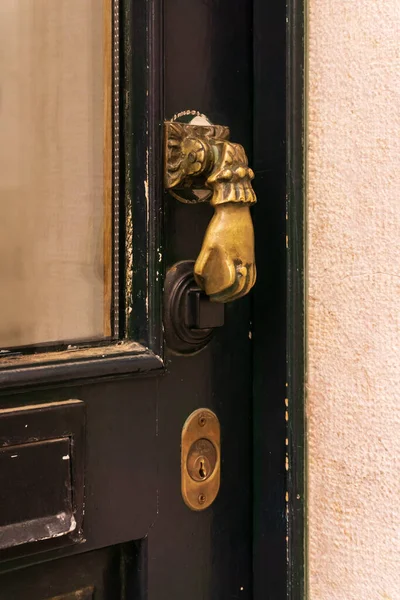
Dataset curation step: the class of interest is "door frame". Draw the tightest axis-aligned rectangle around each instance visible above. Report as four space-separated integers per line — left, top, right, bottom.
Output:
286 0 306 595
252 0 306 597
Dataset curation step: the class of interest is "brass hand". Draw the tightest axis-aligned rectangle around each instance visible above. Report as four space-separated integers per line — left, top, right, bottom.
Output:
164 119 257 303
194 204 256 302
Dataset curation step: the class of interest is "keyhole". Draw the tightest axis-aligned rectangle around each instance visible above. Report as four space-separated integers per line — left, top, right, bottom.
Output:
199 459 207 480
187 440 216 482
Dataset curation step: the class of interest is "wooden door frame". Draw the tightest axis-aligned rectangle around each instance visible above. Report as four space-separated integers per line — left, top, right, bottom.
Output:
252 0 306 597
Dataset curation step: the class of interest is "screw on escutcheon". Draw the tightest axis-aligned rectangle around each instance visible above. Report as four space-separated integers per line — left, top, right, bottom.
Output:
198 413 207 427
198 493 207 505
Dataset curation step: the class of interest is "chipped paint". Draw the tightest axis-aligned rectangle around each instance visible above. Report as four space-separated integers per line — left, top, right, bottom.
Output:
50 513 77 537
144 147 150 318
0 343 145 370
0 399 82 414
124 190 133 334
47 586 94 600
0 512 77 550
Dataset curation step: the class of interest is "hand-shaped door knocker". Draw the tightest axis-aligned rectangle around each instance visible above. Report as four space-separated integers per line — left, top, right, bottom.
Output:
164 115 256 304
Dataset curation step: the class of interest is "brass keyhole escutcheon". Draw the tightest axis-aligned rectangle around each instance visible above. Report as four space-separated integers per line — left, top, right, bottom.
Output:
187 439 217 482
181 409 221 511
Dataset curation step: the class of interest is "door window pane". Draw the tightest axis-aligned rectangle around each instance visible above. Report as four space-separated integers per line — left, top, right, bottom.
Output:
0 0 112 348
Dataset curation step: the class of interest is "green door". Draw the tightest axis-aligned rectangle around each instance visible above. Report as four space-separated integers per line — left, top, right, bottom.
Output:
0 0 298 597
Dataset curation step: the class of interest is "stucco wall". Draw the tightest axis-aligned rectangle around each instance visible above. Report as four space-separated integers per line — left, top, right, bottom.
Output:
307 1 400 599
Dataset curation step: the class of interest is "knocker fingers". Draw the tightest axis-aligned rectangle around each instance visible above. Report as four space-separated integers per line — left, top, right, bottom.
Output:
208 263 250 303
194 245 237 298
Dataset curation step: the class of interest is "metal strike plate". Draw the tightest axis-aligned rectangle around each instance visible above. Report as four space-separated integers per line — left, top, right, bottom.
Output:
181 408 221 511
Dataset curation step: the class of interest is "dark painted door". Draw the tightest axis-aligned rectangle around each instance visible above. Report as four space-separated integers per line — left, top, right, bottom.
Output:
0 0 285 598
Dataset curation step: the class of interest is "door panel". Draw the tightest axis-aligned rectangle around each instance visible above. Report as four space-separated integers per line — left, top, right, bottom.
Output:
0 378 157 569
0 544 141 599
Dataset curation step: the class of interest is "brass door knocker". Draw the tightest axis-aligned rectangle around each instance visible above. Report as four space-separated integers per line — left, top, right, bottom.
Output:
164 114 256 304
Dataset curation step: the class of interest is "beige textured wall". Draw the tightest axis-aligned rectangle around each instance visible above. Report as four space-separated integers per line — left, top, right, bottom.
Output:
307 1 400 599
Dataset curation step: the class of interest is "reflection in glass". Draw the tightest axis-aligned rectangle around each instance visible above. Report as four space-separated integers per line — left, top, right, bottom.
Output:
0 0 112 348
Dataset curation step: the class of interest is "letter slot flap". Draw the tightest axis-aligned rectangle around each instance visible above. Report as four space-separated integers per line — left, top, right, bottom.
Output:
0 400 85 553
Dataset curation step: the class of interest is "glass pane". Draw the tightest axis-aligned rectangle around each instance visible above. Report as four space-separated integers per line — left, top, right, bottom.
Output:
0 0 112 349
